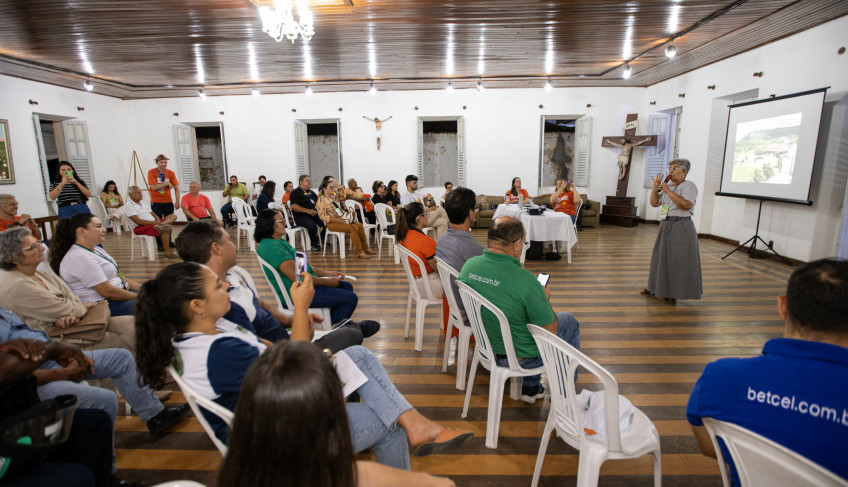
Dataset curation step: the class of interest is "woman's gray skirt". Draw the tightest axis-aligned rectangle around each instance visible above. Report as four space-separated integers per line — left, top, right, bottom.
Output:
646 216 703 300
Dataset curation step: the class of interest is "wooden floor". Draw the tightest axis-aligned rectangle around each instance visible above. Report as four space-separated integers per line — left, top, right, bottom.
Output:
105 223 793 486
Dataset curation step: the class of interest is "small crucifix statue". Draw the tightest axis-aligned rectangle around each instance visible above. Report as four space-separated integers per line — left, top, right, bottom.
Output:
363 115 393 151
602 114 657 197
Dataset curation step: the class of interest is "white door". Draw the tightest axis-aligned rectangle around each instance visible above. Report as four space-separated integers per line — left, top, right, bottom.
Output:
644 112 672 187
294 121 309 177
173 124 196 186
336 120 343 181
573 116 592 187
456 117 466 186
62 120 95 191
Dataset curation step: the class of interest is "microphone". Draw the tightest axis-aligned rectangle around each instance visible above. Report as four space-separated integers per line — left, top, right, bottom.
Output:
656 174 672 194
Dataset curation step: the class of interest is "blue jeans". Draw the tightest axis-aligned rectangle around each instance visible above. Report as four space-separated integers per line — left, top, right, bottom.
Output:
37 348 165 470
344 345 412 470
495 311 580 389
108 298 136 317
312 281 358 323
221 202 234 226
57 202 91 219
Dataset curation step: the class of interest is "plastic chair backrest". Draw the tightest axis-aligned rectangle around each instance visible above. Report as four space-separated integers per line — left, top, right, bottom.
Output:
435 257 462 322
702 417 846 487
344 199 361 216
231 198 253 225
167 364 233 456
395 244 440 301
373 203 395 231
528 326 624 452
280 204 297 227
455 281 527 373
255 254 293 310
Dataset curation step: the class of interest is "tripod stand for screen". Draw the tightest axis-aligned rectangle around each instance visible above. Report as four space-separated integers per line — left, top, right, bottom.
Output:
722 199 791 265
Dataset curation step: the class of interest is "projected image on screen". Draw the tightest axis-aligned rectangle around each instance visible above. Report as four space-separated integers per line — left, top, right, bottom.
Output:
731 113 801 185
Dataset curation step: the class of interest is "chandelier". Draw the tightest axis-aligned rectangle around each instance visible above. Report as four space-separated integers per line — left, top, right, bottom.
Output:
257 0 314 43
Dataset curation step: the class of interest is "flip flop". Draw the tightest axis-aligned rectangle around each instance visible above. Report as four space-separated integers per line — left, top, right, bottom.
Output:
413 429 474 457
640 288 651 295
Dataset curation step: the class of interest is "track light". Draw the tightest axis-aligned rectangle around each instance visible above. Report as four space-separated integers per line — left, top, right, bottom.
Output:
83 80 94 92
545 79 553 91
369 82 377 95
305 85 313 95
252 88 260 97
446 82 453 93
622 64 632 79
198 89 206 99
665 44 678 59
477 80 484 91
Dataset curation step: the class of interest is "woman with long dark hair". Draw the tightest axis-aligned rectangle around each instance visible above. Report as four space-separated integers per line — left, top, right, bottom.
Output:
386 180 401 207
49 213 141 316
396 202 442 301
219 341 456 487
135 262 471 468
99 180 124 220
49 161 92 219
256 180 276 213
504 176 530 204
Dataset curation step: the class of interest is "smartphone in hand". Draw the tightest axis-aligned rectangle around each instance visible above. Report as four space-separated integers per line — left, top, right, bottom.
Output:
537 273 550 287
294 251 308 283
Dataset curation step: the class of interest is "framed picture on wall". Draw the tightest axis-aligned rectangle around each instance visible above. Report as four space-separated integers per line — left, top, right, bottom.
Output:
0 120 14 184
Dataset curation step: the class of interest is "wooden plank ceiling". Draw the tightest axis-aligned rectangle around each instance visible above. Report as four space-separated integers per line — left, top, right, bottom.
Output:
0 0 845 99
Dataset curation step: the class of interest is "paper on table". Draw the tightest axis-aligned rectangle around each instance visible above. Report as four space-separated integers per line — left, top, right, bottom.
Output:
333 350 368 398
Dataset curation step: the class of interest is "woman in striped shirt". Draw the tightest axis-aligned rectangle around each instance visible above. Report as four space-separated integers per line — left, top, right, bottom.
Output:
48 161 92 219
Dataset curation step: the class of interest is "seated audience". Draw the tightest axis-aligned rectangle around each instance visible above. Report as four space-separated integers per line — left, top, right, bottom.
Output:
180 181 221 224
256 179 276 213
218 340 457 487
48 161 92 219
457 216 580 403
122 185 179 259
687 258 848 484
175 220 377 347
400 175 448 241
255 209 358 324
289 175 324 250
220 175 251 229
316 180 375 259
50 214 142 317
99 180 124 223
0 193 43 241
135 263 472 464
441 181 453 205
371 180 389 206
386 180 402 207
397 203 443 301
0 228 135 353
504 177 531 204
345 178 376 224
281 180 294 205
550 179 582 224
0 307 187 445
252 175 267 201
0 338 121 487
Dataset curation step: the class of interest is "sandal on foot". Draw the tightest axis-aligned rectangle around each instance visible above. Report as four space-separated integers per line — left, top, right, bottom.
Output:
413 429 474 457
640 288 651 295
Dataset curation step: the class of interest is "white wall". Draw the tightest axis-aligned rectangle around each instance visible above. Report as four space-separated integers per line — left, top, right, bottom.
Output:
642 16 848 261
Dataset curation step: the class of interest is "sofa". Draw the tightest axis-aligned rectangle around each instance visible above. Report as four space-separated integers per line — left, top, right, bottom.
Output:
473 193 600 229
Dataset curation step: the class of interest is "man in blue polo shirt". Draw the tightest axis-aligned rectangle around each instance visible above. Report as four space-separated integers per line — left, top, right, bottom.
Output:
457 216 580 403
686 258 848 483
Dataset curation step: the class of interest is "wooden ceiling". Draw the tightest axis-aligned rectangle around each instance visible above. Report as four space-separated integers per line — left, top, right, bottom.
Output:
0 0 845 99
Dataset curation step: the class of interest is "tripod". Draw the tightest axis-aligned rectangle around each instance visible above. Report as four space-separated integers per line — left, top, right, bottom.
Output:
722 199 791 265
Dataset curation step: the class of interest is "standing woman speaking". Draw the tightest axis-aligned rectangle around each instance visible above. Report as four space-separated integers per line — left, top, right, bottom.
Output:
642 158 702 303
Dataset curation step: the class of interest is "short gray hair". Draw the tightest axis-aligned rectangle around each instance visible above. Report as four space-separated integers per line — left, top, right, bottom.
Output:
669 158 691 174
0 227 32 270
0 193 14 203
128 185 140 192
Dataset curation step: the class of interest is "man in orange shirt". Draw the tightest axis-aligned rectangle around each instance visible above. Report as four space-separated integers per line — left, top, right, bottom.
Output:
147 154 180 220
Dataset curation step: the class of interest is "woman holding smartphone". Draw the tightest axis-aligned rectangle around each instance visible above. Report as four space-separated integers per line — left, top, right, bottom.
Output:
49 161 92 219
550 179 582 224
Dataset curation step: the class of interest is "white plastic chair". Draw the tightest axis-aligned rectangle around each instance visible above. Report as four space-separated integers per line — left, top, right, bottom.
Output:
322 227 347 258
122 213 156 261
435 258 473 391
94 196 122 235
231 197 256 252
702 417 845 487
255 254 331 331
344 199 378 245
279 204 309 250
456 281 546 449
395 244 443 352
167 364 233 456
373 203 399 264
528 326 662 487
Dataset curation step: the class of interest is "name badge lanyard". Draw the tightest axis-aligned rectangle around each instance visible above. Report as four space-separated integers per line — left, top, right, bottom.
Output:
74 244 129 290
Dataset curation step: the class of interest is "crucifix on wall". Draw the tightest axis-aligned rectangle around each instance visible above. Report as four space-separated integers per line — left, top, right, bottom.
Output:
601 114 657 197
363 115 392 150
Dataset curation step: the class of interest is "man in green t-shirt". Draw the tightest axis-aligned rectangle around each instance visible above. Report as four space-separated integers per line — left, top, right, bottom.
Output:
457 216 580 404
221 175 251 229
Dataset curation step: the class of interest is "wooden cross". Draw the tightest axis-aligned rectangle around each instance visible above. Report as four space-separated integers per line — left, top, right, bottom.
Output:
602 113 658 197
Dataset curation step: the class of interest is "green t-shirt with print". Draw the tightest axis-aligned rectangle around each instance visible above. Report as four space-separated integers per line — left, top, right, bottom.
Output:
457 250 555 357
256 238 315 307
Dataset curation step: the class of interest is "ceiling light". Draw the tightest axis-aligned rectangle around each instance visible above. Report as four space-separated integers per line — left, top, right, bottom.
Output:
252 87 260 97
83 80 94 92
446 82 453 93
545 79 553 91
370 82 377 95
305 85 313 95
477 81 484 91
622 64 632 79
198 89 207 99
256 0 314 43
665 43 678 59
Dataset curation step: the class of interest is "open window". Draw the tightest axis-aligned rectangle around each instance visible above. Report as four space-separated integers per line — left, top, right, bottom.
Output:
539 115 591 191
416 116 466 187
294 119 343 181
32 114 95 214
643 108 682 187
173 122 228 189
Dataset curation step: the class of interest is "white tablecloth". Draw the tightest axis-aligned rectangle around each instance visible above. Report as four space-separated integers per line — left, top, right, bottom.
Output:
493 204 578 262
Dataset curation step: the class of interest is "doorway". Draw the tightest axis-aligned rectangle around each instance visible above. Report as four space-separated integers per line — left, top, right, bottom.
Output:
416 116 466 187
173 122 228 190
32 114 94 215
294 119 343 181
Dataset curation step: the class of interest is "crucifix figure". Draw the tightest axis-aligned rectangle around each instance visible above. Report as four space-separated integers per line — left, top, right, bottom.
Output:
602 114 657 197
363 115 393 150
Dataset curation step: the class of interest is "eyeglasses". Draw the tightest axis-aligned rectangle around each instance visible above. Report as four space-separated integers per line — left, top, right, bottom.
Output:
21 243 41 252
669 166 683 172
